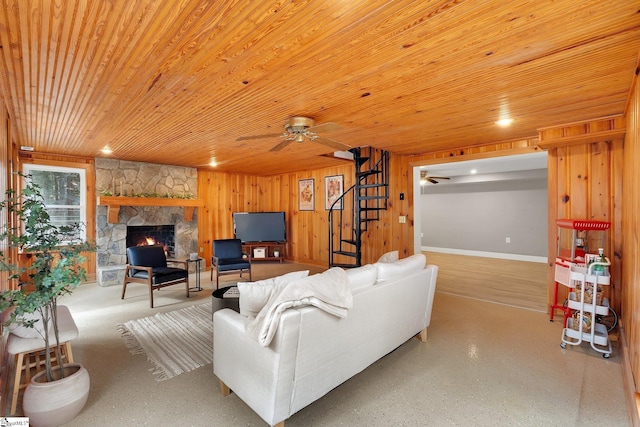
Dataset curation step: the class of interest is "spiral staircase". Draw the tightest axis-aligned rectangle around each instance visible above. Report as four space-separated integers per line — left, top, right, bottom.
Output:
328 147 389 268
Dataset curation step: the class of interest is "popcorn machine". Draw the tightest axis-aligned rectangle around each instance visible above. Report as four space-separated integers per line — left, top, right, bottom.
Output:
556 219 609 263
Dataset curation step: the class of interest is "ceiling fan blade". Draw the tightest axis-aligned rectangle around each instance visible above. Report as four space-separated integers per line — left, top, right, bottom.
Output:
236 132 282 141
313 136 351 151
270 140 294 152
430 176 450 180
428 178 438 184
307 122 341 133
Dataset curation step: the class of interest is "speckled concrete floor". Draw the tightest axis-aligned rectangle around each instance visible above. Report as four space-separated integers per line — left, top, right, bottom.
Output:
23 262 630 426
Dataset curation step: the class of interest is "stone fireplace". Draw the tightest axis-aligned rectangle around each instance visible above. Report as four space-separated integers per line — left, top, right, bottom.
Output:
126 225 176 257
95 159 200 286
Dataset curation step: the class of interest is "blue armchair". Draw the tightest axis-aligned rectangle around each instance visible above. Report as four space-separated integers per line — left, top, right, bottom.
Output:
211 239 252 289
122 245 189 308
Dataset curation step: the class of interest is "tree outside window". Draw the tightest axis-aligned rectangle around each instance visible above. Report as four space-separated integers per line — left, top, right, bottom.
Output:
22 165 86 241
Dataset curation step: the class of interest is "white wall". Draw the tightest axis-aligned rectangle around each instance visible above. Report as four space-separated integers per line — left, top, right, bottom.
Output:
420 172 547 257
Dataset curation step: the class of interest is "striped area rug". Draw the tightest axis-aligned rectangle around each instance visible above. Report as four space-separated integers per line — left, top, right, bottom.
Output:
118 302 213 381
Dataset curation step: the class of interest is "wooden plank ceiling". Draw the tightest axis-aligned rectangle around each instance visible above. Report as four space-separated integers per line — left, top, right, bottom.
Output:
0 0 638 176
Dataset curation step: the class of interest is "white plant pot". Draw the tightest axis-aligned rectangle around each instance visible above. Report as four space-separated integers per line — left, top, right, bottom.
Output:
23 363 90 427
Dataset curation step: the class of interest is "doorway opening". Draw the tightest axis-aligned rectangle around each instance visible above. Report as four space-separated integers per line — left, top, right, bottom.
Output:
412 152 549 311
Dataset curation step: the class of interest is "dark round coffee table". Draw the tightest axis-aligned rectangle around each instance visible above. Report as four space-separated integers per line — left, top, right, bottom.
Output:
211 286 240 319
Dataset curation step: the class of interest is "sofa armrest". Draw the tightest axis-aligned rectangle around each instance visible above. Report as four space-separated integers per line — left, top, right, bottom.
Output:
213 308 301 426
423 264 439 327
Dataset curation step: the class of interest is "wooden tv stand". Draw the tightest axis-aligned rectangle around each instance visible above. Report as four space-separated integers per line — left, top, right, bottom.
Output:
242 242 286 263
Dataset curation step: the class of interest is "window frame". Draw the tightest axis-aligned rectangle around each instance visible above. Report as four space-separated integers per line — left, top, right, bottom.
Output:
22 163 88 241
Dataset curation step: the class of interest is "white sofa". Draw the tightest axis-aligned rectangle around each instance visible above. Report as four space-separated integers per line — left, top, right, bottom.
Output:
213 254 438 426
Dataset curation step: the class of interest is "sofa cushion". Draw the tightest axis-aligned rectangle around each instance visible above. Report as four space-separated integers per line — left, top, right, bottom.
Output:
377 250 399 263
238 270 310 317
345 264 378 292
374 253 426 282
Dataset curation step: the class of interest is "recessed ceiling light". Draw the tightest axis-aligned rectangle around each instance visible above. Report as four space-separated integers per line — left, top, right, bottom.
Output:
495 118 514 127
20 145 34 151
470 169 477 174
100 147 113 154
209 159 218 167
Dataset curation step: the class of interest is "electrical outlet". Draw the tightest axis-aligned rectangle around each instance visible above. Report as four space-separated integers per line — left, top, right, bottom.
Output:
505 237 511 243
399 215 407 224
199 247 204 252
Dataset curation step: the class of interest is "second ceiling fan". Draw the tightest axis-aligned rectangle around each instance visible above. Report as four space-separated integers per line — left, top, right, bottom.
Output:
236 116 351 152
420 170 451 184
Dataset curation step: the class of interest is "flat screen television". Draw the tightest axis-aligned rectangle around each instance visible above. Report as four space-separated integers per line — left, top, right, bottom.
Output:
233 211 286 243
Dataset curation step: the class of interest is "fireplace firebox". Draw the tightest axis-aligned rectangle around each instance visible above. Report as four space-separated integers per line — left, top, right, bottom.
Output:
126 225 175 257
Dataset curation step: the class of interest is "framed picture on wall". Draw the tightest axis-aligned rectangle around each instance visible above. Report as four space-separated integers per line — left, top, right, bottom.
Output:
325 174 344 210
298 178 314 211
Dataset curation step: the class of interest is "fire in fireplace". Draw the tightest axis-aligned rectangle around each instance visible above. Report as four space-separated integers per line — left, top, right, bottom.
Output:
126 225 175 257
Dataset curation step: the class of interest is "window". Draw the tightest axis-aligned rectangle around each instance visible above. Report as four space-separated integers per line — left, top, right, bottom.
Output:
22 164 87 240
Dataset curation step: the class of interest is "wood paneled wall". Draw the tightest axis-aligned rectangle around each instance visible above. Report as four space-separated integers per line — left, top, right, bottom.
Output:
546 138 624 315
622 69 640 414
409 137 541 164
197 149 414 269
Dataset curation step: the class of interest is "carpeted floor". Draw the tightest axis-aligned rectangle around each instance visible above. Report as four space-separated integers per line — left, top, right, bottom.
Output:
8 261 631 426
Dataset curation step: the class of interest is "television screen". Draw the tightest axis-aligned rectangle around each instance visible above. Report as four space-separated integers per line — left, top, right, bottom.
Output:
233 212 286 243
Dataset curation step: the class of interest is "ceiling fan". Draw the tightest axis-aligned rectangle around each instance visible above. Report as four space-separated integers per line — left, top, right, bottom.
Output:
236 116 351 152
420 170 451 184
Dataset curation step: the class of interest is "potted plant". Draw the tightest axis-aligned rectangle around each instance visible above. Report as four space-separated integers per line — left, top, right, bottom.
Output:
0 173 96 424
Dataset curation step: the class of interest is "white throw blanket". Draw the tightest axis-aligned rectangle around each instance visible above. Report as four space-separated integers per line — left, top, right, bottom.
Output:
247 267 353 346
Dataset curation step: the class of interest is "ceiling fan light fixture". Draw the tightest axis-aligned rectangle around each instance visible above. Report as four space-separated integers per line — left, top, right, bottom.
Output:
285 116 315 130
237 115 349 151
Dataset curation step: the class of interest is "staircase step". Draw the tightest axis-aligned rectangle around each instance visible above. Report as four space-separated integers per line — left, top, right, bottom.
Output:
360 206 385 211
357 170 381 178
334 250 357 257
358 196 388 201
358 183 388 189
356 156 370 167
